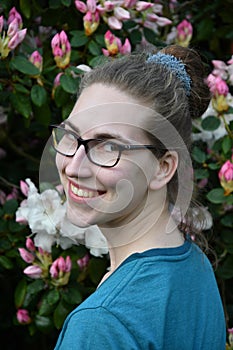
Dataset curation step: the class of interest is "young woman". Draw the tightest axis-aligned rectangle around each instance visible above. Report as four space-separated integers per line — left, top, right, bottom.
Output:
52 44 226 349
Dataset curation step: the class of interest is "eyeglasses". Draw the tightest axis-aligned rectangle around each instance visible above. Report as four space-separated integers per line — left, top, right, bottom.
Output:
50 124 158 168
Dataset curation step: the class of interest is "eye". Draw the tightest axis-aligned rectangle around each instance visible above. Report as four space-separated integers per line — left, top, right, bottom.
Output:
102 142 119 152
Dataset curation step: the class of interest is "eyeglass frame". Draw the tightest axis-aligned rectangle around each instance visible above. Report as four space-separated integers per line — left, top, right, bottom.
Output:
50 124 159 168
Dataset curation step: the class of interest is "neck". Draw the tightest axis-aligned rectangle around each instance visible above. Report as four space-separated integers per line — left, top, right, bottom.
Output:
99 202 184 281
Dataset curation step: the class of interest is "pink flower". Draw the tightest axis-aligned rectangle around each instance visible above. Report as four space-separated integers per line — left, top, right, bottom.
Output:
50 256 72 278
87 0 97 13
176 19 193 47
206 74 229 97
18 248 35 263
107 16 122 30
20 180 29 197
26 237 36 252
212 59 228 79
23 265 42 279
8 28 27 49
218 158 233 195
113 7 130 21
7 7 23 29
75 0 88 13
103 30 131 56
83 10 100 36
136 1 153 11
7 18 18 37
29 50 43 71
77 254 90 270
16 309 31 324
0 16 4 33
51 30 71 68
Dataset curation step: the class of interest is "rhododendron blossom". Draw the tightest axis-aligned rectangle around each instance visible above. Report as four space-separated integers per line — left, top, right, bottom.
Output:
15 179 108 256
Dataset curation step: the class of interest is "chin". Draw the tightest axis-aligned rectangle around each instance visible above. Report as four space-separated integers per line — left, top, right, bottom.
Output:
66 210 92 228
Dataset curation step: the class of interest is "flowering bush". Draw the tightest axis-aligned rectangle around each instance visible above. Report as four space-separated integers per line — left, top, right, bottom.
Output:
0 1 233 348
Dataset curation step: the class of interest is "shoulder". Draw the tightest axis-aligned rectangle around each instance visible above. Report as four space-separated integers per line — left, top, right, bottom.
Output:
55 306 139 350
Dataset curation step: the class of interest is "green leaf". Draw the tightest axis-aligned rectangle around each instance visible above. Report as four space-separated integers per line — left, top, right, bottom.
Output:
222 229 233 244
208 163 220 170
62 101 75 119
143 27 158 45
201 116 221 131
35 315 54 333
62 287 82 305
54 85 70 108
61 0 71 6
0 256 14 269
60 75 79 94
49 0 62 8
194 168 209 180
27 279 45 295
8 220 25 232
14 83 30 94
191 146 206 163
70 30 89 47
33 103 51 126
222 136 232 154
3 199 18 215
221 215 233 228
216 255 233 279
53 301 72 329
94 34 105 46
88 40 101 56
206 188 226 204
129 29 142 46
11 92 32 118
38 290 60 316
88 258 108 285
10 56 40 76
31 85 47 107
15 279 27 308
20 0 31 18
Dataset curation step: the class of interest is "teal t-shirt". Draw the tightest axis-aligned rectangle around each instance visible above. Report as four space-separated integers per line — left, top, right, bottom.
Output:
55 240 226 349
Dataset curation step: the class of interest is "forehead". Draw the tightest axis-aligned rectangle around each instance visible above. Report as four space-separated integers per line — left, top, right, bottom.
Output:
68 84 154 137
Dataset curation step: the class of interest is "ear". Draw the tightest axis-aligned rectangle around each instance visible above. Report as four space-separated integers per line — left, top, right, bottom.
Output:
149 151 178 190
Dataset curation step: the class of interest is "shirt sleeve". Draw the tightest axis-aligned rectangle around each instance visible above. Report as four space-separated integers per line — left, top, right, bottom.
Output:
54 306 139 350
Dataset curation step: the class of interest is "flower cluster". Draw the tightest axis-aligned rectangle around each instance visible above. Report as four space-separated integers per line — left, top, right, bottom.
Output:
103 30 131 56
16 179 108 257
0 7 27 59
74 0 171 33
51 30 71 69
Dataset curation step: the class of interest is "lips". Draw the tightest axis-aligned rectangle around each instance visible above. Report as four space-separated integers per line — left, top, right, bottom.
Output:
69 181 105 199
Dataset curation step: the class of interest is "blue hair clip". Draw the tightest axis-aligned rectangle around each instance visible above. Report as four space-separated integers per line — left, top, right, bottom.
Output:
146 52 191 96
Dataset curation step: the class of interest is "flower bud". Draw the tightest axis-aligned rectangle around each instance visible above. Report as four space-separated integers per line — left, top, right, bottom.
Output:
29 50 43 72
26 237 36 252
16 309 31 324
23 265 42 279
75 0 87 13
7 7 23 29
219 159 233 195
20 180 29 197
176 19 193 47
113 7 130 21
107 16 122 30
18 248 35 263
83 10 100 36
77 254 90 270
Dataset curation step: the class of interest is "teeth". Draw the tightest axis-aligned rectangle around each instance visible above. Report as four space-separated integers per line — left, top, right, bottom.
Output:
71 184 97 198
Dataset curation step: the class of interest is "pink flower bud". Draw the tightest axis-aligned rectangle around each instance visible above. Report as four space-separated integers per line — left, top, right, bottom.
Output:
103 1 115 11
17 309 31 324
23 265 42 279
77 254 90 270
0 16 4 33
107 16 122 30
83 10 100 36
75 0 87 13
57 256 66 272
26 237 36 252
124 0 137 7
59 30 68 46
120 38 131 55
176 19 193 47
7 18 18 37
8 28 27 49
50 260 59 278
20 180 29 197
65 256 72 272
53 72 64 88
87 0 97 13
136 1 154 11
114 7 130 21
29 51 43 71
219 159 233 195
18 248 35 263
51 33 60 51
8 7 23 29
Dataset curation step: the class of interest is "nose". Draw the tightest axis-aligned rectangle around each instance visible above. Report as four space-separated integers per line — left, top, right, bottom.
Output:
65 144 93 178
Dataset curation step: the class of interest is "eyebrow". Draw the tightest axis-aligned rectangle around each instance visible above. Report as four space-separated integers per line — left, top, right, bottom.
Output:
63 120 131 143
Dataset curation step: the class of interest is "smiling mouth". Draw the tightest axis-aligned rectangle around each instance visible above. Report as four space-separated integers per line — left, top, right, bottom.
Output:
70 182 105 198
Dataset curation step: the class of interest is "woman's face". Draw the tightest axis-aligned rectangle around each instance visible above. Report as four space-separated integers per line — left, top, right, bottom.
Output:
56 83 159 228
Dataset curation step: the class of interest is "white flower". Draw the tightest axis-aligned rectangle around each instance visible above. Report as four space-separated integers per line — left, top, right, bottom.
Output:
16 179 108 256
